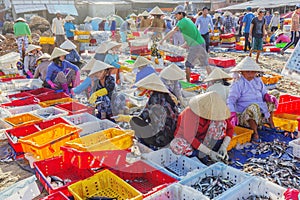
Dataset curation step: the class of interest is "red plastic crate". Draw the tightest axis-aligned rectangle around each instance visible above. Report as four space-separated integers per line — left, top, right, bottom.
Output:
55 102 94 115
275 94 300 115
111 160 177 197
36 117 70 129
165 55 185 62
40 191 69 200
0 76 26 82
235 44 244 51
220 33 235 39
35 92 69 102
1 96 39 108
8 92 34 100
208 57 236 68
190 73 200 83
34 156 94 196
61 146 129 169
270 47 281 52
26 88 55 96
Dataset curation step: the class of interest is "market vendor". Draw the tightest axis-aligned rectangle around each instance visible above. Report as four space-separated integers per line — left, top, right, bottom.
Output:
88 60 115 120
170 91 233 164
139 11 151 31
64 15 76 41
116 73 179 149
204 67 232 102
60 39 83 68
275 30 290 44
120 18 135 43
33 53 51 86
23 44 43 78
227 57 279 143
159 63 186 107
103 41 122 84
130 56 156 83
83 16 93 31
13 17 31 58
46 47 80 95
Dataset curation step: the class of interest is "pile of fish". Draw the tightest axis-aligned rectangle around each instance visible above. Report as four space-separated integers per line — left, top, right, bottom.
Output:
46 175 71 189
190 175 235 199
249 139 289 158
237 195 274 200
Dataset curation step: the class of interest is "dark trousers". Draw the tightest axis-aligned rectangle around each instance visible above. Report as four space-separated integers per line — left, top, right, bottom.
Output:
282 31 300 52
201 32 210 52
244 32 251 51
271 26 278 32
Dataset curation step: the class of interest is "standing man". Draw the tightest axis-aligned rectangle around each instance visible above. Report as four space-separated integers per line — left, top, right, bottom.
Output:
249 8 267 63
195 6 214 52
13 17 31 58
160 5 209 82
264 10 272 31
242 7 255 52
52 12 65 47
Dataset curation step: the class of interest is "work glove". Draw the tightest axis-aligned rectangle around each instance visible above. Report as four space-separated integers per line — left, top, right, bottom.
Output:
198 143 222 162
88 88 108 105
114 114 133 123
26 71 33 78
217 136 231 161
47 80 57 89
264 93 278 109
230 112 239 126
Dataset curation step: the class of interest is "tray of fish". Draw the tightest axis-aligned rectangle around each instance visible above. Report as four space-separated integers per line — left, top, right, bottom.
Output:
218 176 287 200
31 107 69 120
180 162 251 199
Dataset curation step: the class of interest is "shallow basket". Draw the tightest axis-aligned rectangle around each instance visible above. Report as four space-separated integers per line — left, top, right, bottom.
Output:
227 126 254 151
7 104 42 115
142 148 207 180
180 162 251 199
144 183 209 200
68 169 143 200
289 137 300 158
216 177 287 200
31 107 69 120
273 113 299 133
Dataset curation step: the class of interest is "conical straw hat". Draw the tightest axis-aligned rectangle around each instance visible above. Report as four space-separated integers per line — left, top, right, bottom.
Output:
140 11 149 17
84 16 92 22
126 18 135 24
49 47 69 60
105 41 121 51
130 56 153 68
95 42 108 54
275 29 284 37
231 56 264 72
135 73 169 93
15 17 26 22
130 13 137 17
60 40 77 50
204 68 232 82
159 63 185 80
82 58 96 71
224 11 232 16
189 91 230 120
25 44 41 54
37 53 51 61
88 60 114 76
65 15 75 21
149 6 164 15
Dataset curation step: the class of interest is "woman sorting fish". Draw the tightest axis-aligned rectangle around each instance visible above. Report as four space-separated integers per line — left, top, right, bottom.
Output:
170 91 233 164
23 44 43 78
227 57 279 143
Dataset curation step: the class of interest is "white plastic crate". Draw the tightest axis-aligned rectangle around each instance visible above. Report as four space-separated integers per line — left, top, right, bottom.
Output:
180 162 251 199
11 79 43 90
129 38 150 47
31 107 68 120
0 107 11 118
216 177 286 200
0 52 20 69
289 137 300 158
0 83 15 91
134 140 153 154
76 120 118 137
158 43 186 56
77 35 90 40
63 113 100 125
0 175 40 200
122 89 148 107
0 95 10 104
0 119 12 140
142 148 206 180
7 104 42 115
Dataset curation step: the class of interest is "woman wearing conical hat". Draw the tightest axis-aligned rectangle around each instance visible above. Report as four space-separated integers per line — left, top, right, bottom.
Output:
23 44 43 78
170 91 233 164
45 47 80 95
64 15 76 41
204 67 232 102
33 53 51 85
129 56 156 84
60 39 83 68
139 11 151 31
227 57 279 143
116 73 179 149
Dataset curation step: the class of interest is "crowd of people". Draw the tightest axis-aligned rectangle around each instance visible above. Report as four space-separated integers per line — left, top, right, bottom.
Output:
6 2 300 163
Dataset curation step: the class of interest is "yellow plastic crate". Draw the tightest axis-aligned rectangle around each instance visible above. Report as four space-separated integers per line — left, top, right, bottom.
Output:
261 73 282 85
39 37 55 45
273 113 298 132
74 30 90 35
68 169 142 200
64 128 134 151
19 123 81 160
4 113 43 127
38 97 73 107
227 126 254 150
77 39 90 43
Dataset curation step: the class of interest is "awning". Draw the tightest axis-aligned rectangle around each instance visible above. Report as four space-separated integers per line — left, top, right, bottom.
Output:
46 4 78 16
13 4 46 14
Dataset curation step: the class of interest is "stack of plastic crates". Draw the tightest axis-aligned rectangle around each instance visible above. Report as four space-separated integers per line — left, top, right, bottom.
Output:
39 37 55 45
31 107 69 120
275 94 300 115
179 162 251 199
1 96 39 108
142 148 206 180
129 38 150 56
68 169 143 200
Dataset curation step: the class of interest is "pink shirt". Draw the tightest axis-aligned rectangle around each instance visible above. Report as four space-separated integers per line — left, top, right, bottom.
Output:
276 34 291 43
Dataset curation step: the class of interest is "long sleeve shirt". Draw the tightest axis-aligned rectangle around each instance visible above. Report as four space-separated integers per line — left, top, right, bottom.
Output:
13 22 31 37
33 60 51 81
46 60 79 82
120 21 129 32
195 15 214 34
64 22 76 38
276 34 291 43
65 49 81 63
227 76 270 118
104 54 120 68
270 15 280 27
52 17 65 35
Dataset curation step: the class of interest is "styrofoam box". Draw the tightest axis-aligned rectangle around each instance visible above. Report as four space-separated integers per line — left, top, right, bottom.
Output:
0 175 40 200
144 183 209 200
31 107 69 120
11 79 43 90
8 104 42 115
180 162 251 199
289 137 300 158
142 148 207 180
216 177 286 200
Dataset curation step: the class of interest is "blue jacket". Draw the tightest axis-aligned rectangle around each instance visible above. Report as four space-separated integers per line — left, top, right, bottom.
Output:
46 60 79 82
65 49 81 63
64 22 76 38
73 77 92 94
